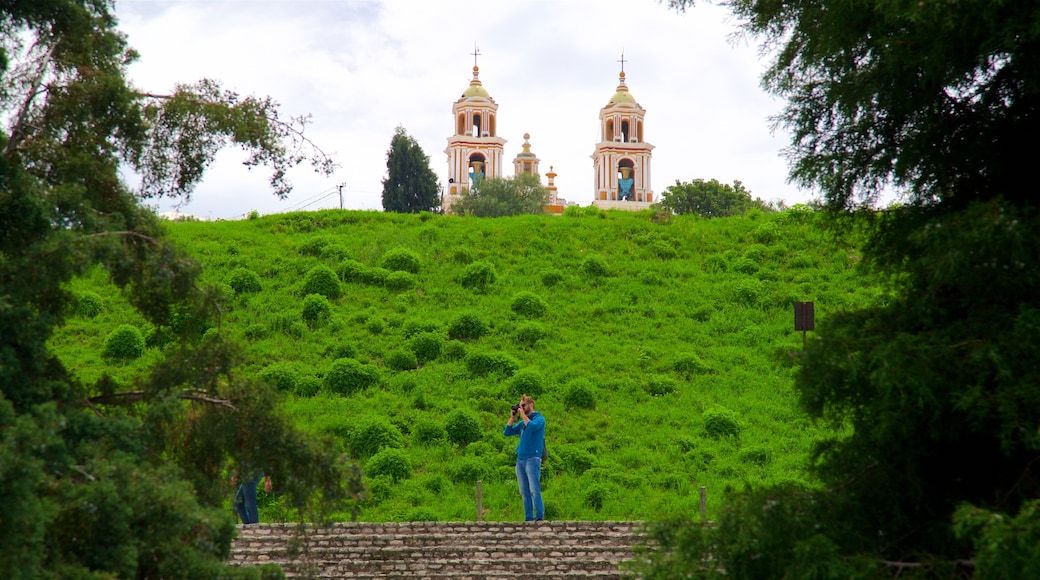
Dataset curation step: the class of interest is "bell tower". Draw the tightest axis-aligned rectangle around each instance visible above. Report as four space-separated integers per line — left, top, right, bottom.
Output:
591 55 654 203
444 47 507 211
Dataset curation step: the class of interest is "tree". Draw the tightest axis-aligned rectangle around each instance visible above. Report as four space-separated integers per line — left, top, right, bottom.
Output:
630 1 1040 577
381 126 439 213
0 2 360 577
453 173 549 217
659 178 771 217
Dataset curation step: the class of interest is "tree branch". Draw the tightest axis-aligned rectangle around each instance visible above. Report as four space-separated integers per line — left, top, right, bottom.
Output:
84 389 237 410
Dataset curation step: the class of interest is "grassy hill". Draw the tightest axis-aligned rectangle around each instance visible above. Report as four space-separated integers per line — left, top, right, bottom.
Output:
51 205 878 523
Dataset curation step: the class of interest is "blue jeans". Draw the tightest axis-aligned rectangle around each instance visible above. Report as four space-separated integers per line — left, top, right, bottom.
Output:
515 457 544 521
234 476 261 524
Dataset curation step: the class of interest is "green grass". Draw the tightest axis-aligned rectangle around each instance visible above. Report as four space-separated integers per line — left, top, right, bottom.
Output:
52 206 876 522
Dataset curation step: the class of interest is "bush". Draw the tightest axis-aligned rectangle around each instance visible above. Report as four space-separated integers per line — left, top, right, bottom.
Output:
386 349 419 371
298 236 331 257
584 486 609 511
445 410 482 446
651 240 679 260
508 369 547 399
259 363 300 392
351 417 405 459
459 261 497 292
557 445 595 475
515 322 548 347
301 293 333 327
541 269 564 287
366 448 410 483
404 508 439 522
452 247 474 264
243 323 267 340
442 340 467 361
384 271 416 291
449 457 489 484
302 265 342 299
673 353 711 377
403 319 443 339
580 255 609 277
703 406 742 439
412 420 447 446
380 247 421 274
465 350 520 378
731 257 759 275
447 313 489 341
75 291 104 318
102 324 145 359
510 292 548 318
338 259 367 283
294 375 322 397
734 279 763 306
408 332 443 364
324 358 381 395
226 268 262 294
563 379 596 410
366 319 385 335
645 376 678 396
326 342 357 360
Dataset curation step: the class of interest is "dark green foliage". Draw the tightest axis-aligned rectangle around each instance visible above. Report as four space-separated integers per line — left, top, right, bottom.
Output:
556 445 595 475
402 319 443 338
563 379 596 410
259 363 300 392
580 255 609 277
412 419 447 446
583 486 608 511
294 376 321 397
739 447 771 467
324 358 381 395
102 325 146 359
386 349 418 371
366 449 411 483
731 257 759 275
326 342 357 360
447 313 489 340
442 340 467 361
301 293 332 327
404 508 439 522
337 259 367 283
380 247 421 274
381 126 440 214
227 268 262 294
733 280 762 306
350 418 404 460
384 271 415 291
298 236 332 257
703 406 741 439
508 369 547 399
459 261 497 292
660 178 772 217
673 353 711 377
302 265 341 299
449 457 489 484
444 410 482 447
465 350 520 378
75 291 104 318
366 319 385 335
645 376 677 397
650 240 679 259
453 173 550 217
540 269 564 287
407 332 443 364
510 291 548 318
515 322 547 347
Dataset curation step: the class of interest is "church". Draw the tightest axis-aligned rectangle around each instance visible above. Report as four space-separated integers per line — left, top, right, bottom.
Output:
441 54 654 214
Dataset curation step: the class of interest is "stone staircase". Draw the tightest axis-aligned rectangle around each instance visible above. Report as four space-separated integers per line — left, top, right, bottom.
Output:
230 520 648 578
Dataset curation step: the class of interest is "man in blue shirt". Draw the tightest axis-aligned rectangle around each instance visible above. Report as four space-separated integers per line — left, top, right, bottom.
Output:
503 394 545 521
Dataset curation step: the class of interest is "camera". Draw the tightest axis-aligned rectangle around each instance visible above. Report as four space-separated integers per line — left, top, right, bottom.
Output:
511 403 521 413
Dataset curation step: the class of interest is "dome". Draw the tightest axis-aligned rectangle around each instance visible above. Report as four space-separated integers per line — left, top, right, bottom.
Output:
461 65 490 98
608 70 637 104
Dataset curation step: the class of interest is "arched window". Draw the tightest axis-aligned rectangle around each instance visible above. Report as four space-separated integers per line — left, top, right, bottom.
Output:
605 119 614 142
621 119 630 143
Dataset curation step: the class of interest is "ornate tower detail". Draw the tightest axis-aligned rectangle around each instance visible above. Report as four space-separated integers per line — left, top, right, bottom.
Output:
591 60 654 203
512 133 541 178
444 49 507 212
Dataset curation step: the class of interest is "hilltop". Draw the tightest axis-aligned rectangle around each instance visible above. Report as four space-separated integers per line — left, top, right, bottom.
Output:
52 206 877 522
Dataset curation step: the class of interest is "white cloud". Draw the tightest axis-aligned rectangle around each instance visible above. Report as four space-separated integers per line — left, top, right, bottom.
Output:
115 0 812 219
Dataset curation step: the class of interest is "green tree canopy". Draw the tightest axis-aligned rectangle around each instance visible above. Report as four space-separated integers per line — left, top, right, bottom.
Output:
453 173 549 217
659 178 771 217
0 2 360 577
632 1 1040 578
381 125 440 213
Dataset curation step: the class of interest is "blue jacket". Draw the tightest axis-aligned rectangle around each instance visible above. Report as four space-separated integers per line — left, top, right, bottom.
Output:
503 411 545 460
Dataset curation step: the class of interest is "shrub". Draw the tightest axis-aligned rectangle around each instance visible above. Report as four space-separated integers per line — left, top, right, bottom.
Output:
259 363 300 392
557 445 595 475
673 353 712 377
380 247 421 274
351 417 404 459
703 406 742 439
404 508 439 522
510 292 548 318
459 261 497 292
753 222 780 244
584 486 609 511
515 322 547 347
301 293 333 328
442 340 467 361
579 255 609 277
508 369 547 398
645 376 678 396
448 313 489 340
366 319 385 335
563 379 596 410
386 349 419 371
445 410 482 446
449 457 489 484
408 332 443 363
338 259 367 283
651 240 679 259
326 342 357 360
298 236 331 257
403 319 443 338
703 255 728 273
320 244 350 261
739 446 771 467
302 265 341 299
452 247 474 264
324 358 381 395
75 291 104 318
384 271 416 291
412 420 447 446
102 324 145 359
731 257 759 275
286 321 307 339
243 323 267 340
226 268 262 294
294 375 322 397
541 269 564 287
734 279 763 306
361 267 389 286
366 448 410 483
465 350 520 378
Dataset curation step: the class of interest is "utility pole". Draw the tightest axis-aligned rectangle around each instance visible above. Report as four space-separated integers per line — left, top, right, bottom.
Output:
337 183 344 210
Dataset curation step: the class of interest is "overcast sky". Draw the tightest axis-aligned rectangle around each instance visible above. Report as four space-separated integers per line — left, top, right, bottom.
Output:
114 0 812 219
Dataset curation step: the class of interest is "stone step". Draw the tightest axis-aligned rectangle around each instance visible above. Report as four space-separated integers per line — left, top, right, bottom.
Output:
275 556 633 578
235 531 641 549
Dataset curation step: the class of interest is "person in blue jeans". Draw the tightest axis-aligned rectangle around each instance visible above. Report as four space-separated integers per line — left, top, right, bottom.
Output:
503 394 545 521
233 473 272 524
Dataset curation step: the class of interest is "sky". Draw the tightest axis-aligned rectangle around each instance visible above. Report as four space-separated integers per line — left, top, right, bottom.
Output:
114 0 813 220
